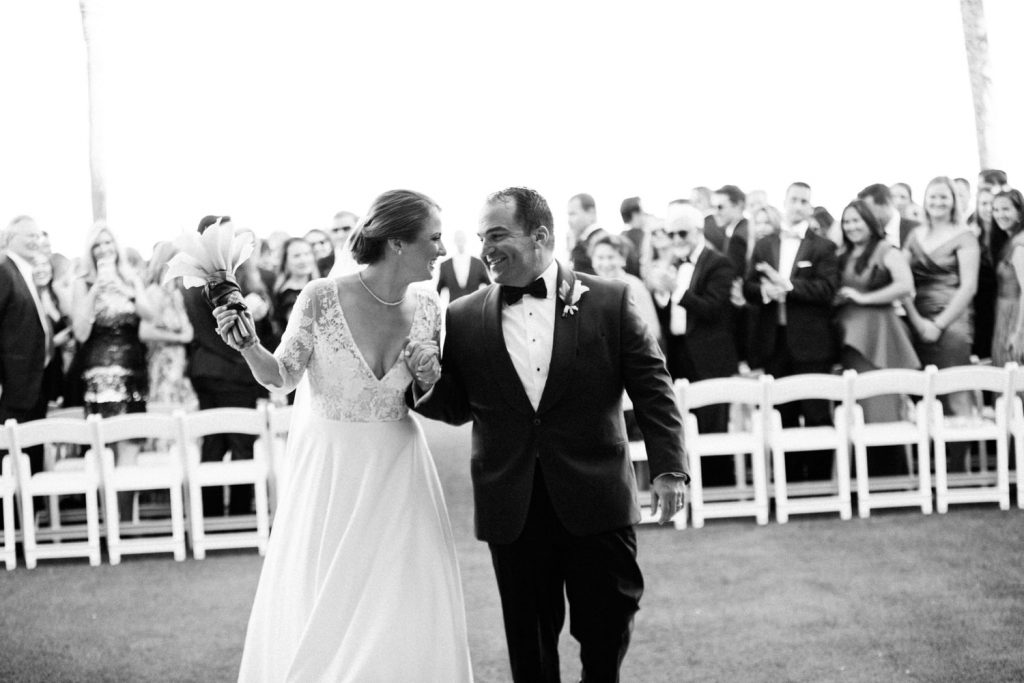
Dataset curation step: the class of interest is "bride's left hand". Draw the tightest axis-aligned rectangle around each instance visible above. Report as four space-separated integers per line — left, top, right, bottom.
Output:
404 340 441 386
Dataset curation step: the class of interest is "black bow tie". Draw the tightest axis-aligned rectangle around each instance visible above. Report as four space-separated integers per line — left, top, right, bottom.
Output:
502 278 547 305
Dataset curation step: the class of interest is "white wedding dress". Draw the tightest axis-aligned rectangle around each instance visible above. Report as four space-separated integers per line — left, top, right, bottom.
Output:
237 279 473 682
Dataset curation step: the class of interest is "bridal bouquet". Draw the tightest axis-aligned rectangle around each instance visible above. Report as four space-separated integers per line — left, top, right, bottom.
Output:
163 217 256 342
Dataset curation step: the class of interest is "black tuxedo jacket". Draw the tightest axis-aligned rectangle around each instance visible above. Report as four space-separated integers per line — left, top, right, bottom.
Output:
899 218 921 247
0 257 47 411
743 231 839 367
183 279 267 387
436 256 490 302
657 248 738 378
410 263 687 543
705 218 749 275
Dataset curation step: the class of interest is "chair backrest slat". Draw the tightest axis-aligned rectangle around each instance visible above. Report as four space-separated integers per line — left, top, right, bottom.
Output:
10 417 96 448
851 368 931 400
267 405 294 435
932 365 1011 395
768 374 847 404
180 408 268 438
677 377 766 411
97 413 178 443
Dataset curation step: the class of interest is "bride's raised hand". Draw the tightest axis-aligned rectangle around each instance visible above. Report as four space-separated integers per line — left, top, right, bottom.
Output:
404 339 440 386
213 304 258 351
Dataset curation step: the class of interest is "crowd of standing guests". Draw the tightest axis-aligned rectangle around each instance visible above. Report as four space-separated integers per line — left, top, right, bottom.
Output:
1 170 1020 488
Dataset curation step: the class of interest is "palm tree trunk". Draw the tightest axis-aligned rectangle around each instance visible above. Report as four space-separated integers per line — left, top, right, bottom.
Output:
80 0 107 223
960 0 991 170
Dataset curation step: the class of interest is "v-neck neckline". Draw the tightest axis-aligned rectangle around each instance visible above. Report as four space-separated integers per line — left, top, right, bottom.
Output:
332 283 419 382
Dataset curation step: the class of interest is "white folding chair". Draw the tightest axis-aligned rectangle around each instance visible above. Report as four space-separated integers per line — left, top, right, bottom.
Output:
0 443 17 569
177 408 270 559
675 376 770 528
4 417 102 568
849 367 934 518
931 364 1012 513
1009 364 1024 509
766 372 853 523
265 402 294 520
93 413 187 564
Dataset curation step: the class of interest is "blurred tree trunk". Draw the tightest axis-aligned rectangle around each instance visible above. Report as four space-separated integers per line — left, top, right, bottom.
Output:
961 0 991 170
80 0 107 223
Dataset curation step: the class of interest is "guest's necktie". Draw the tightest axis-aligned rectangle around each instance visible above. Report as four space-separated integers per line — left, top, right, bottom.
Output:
502 278 547 305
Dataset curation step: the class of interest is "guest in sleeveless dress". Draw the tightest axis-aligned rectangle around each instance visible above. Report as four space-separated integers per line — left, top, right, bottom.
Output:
214 190 472 682
990 190 1024 365
971 188 1002 360
835 201 920 475
903 177 980 470
140 242 197 410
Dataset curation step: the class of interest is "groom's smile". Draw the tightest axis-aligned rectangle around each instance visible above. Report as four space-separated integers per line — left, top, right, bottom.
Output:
478 197 552 287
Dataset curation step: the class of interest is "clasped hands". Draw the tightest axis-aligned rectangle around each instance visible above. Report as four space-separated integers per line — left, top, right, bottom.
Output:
404 340 442 388
755 262 789 303
212 304 259 350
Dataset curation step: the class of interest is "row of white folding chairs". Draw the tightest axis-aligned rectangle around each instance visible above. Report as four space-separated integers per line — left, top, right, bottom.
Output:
0 403 295 570
629 363 1021 530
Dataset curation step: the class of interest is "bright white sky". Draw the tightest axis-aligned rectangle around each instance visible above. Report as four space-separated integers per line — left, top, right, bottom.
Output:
2 0 1022 257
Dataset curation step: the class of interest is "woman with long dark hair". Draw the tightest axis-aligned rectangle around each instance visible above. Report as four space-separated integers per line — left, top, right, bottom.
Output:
990 189 1024 365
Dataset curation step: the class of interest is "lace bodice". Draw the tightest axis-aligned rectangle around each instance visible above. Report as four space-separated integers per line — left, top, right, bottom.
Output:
264 279 441 422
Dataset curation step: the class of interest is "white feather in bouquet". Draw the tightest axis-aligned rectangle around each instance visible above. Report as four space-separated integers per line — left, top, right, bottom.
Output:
162 220 255 289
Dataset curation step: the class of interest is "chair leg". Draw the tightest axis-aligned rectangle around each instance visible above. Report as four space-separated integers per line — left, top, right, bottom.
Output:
690 455 704 529
2 493 15 570
103 484 121 566
170 484 186 562
836 446 852 521
752 446 769 525
85 489 101 567
854 441 870 519
917 438 933 515
254 479 270 556
20 492 37 569
189 482 206 560
997 433 1010 511
1016 432 1024 510
934 438 948 514
772 447 788 524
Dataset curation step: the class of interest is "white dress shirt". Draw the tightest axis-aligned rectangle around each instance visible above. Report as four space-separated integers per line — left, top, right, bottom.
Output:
778 220 808 285
669 242 705 336
884 211 902 248
451 252 472 288
502 260 558 411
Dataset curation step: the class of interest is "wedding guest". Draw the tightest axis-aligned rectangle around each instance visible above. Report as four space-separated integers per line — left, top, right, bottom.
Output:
954 177 973 218
903 177 979 446
858 183 920 247
890 182 917 220
567 193 607 275
707 185 749 276
272 237 319 338
744 182 839 481
0 217 51 473
834 200 919 474
655 203 737 442
619 196 646 278
990 190 1024 366
305 228 335 276
690 186 713 215
436 229 490 304
745 189 768 219
183 215 271 517
32 255 71 406
328 210 361 277
71 222 154 419
809 206 835 242
259 230 290 273
971 188 1002 360
591 234 661 342
140 242 196 409
978 168 1009 195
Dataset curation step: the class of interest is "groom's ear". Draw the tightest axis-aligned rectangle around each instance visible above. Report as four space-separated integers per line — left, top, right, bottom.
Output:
533 225 551 246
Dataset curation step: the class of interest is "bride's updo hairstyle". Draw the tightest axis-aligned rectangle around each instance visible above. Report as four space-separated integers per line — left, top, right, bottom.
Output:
350 189 440 265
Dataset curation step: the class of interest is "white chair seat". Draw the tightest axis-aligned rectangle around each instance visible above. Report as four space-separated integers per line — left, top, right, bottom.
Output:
28 470 100 495
858 421 920 446
774 426 838 452
193 460 267 486
628 442 647 463
932 418 999 443
108 464 183 490
692 432 759 456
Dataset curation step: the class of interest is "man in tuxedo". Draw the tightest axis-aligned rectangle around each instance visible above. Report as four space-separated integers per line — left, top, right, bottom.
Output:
0 216 53 473
567 193 608 275
655 203 738 432
743 182 839 481
857 183 919 248
619 196 645 278
436 229 490 303
409 187 687 683
183 215 270 516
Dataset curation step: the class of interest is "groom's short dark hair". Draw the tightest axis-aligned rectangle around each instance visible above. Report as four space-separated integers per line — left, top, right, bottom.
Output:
487 187 554 240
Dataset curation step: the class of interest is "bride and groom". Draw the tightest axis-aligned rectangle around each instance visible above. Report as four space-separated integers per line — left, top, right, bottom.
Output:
214 187 688 682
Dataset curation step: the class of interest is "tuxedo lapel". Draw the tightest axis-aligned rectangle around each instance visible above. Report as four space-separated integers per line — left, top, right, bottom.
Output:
481 284 534 415
691 247 712 288
537 263 579 415
790 235 813 278
767 235 781 270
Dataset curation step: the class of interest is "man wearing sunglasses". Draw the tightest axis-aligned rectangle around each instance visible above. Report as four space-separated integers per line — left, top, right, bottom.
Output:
327 210 362 277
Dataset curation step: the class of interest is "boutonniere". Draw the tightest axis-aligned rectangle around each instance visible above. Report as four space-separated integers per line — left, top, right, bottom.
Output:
558 280 589 318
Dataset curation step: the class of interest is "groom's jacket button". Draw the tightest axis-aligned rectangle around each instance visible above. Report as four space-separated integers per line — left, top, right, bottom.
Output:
533 418 541 426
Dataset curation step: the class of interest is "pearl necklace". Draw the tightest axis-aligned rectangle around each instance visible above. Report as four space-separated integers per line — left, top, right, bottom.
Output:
358 272 405 306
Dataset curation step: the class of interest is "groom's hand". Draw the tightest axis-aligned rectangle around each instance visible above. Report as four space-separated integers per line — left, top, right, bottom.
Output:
650 475 686 525
403 339 441 388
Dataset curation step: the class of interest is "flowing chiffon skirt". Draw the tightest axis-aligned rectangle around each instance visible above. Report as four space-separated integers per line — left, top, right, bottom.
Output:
237 410 473 682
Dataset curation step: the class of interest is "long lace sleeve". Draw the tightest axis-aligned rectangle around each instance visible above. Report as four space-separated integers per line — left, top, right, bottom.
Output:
263 280 317 394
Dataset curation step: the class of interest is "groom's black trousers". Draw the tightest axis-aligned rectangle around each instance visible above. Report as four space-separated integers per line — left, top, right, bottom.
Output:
489 467 643 683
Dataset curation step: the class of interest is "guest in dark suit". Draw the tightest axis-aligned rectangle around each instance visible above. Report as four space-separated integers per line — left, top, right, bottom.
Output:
707 185 750 362
567 193 608 275
744 182 839 481
619 196 646 278
0 216 51 473
436 229 490 303
409 187 687 683
183 215 271 517
858 183 920 248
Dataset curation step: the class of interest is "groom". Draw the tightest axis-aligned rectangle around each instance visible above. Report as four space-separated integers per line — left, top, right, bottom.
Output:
408 187 688 682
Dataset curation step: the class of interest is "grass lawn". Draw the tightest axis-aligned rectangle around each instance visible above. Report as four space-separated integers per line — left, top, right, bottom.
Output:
1 418 1023 682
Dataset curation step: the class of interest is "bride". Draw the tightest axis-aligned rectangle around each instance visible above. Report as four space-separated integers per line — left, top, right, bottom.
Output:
213 190 472 682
